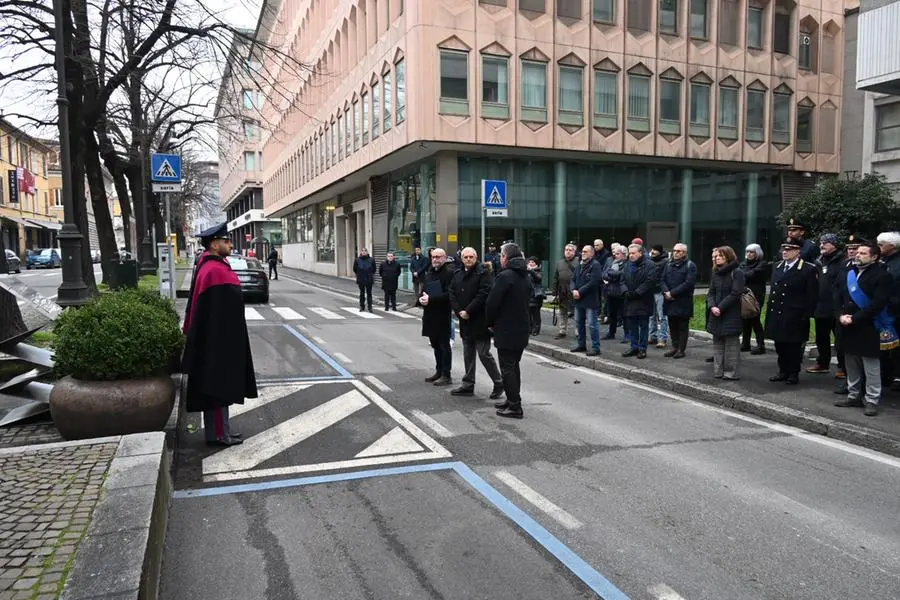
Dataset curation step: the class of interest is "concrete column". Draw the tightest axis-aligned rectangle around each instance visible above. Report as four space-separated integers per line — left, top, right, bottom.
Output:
552 161 566 262
745 172 759 246
434 151 459 253
679 169 693 251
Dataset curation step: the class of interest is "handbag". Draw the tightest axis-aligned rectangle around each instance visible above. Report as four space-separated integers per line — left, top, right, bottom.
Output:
732 271 761 319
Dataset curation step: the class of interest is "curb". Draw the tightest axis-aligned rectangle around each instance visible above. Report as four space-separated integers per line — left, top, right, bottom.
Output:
526 338 900 458
61 431 171 600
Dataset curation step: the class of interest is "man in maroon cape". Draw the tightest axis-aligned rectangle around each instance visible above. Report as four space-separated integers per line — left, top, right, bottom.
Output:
182 223 258 446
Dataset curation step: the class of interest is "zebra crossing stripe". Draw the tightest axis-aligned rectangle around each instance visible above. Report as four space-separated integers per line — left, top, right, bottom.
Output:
273 307 305 320
244 307 265 320
308 307 344 320
340 307 381 319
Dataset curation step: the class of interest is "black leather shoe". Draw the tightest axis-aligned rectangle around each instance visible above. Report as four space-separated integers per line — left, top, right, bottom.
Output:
834 397 863 407
206 436 243 447
494 400 508 409
637 351 647 359
496 406 523 419
450 386 474 396
785 374 799 385
570 346 587 353
424 372 441 382
769 372 788 382
622 348 639 357
489 387 505 400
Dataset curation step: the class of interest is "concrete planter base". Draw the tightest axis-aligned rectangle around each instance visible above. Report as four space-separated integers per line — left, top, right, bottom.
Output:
50 375 176 440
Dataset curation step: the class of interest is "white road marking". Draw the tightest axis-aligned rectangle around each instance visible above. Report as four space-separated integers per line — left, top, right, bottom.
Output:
244 307 265 321
409 409 454 438
364 375 392 393
203 389 370 474
493 470 583 530
354 426 423 458
272 307 305 320
202 384 309 424
311 336 326 345
269 302 276 306
332 351 352 363
523 349 900 470
308 307 344 320
375 307 417 319
341 307 382 319
647 583 688 600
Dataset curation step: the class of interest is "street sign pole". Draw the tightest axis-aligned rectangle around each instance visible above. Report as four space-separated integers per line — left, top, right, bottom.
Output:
481 179 508 261
480 180 486 262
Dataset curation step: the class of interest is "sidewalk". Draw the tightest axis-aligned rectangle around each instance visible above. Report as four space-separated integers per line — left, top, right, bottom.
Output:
280 267 900 457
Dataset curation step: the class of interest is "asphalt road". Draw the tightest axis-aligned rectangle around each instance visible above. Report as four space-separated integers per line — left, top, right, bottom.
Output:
161 274 900 600
4 263 104 300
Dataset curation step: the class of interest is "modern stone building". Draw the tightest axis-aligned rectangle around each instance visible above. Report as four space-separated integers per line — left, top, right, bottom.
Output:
256 0 846 283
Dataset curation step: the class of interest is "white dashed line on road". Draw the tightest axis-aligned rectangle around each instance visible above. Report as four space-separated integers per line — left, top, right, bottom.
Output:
493 471 583 531
647 583 688 600
308 307 344 320
332 351 352 363
409 410 454 438
364 375 392 393
311 336 326 345
272 307 305 320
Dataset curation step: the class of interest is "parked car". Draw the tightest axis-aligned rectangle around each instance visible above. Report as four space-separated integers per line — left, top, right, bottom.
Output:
26 248 61 269
228 256 269 303
4 249 21 274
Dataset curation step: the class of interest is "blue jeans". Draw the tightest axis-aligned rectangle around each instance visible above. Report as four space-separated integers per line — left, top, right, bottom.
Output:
649 293 668 342
626 316 650 350
575 306 600 350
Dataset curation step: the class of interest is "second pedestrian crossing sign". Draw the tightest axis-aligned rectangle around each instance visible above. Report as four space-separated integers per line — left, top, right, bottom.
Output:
151 152 182 192
482 179 508 217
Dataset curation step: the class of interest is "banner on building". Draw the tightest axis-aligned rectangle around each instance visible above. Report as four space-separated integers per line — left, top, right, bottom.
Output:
16 167 35 195
7 169 18 204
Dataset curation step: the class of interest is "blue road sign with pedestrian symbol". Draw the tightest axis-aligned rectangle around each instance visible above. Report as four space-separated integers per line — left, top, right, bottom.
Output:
151 153 182 183
482 179 507 213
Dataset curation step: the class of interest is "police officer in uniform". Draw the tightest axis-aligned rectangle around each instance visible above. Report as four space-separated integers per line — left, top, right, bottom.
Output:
766 240 819 385
786 218 820 262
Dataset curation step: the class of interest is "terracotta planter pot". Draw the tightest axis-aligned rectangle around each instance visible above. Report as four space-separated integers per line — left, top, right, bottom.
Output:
50 375 175 440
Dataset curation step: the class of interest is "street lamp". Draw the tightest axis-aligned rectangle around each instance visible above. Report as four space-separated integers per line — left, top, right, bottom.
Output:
53 0 88 306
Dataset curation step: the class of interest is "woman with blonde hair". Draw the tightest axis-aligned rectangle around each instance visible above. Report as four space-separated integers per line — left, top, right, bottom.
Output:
707 246 745 379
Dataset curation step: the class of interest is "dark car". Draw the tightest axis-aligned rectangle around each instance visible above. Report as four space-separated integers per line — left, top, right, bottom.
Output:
4 249 21 274
228 256 269 303
27 248 61 269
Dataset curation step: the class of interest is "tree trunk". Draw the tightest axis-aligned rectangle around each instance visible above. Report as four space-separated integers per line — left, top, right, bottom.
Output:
96 119 134 253
83 131 118 284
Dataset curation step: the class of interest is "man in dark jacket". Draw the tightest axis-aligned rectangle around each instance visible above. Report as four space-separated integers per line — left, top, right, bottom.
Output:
622 243 659 359
593 239 610 316
353 248 376 312
808 234 846 375
484 243 501 273
378 251 403 311
267 248 279 280
765 240 819 385
485 243 532 419
449 247 503 399
786 218 820 262
410 247 429 301
553 243 579 339
661 243 697 358
648 245 670 348
570 245 601 356
835 240 893 416
420 248 456 386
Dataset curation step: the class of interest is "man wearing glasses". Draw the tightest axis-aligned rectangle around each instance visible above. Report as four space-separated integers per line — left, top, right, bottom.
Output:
570 245 602 356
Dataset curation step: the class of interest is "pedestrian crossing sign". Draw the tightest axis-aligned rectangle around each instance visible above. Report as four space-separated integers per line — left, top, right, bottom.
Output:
482 179 508 217
150 153 182 183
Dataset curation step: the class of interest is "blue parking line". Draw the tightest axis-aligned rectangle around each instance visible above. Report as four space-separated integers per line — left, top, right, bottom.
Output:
282 324 353 379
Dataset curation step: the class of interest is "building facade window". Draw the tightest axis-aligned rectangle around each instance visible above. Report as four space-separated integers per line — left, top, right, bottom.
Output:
325 125 330 168
521 60 548 122
557 0 581 18
362 92 370 145
627 73 651 132
593 70 618 128
383 71 393 131
690 0 707 38
593 0 614 22
316 202 335 262
337 117 343 161
718 0 740 45
243 89 255 109
243 151 257 171
54 188 62 206
244 121 260 141
747 6 763 49
396 59 406 123
746 88 766 142
482 55 510 119
773 1 792 55
796 105 814 153
298 206 314 242
689 82 710 137
519 0 545 11
344 108 351 154
659 76 682 135
627 0 651 31
659 0 677 33
353 99 360 150
372 81 381 139
799 28 813 69
439 49 469 115
772 91 791 144
876 103 900 152
558 65 584 126
718 85 739 139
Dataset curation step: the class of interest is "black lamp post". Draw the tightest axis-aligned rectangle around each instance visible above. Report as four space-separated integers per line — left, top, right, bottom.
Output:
54 0 88 306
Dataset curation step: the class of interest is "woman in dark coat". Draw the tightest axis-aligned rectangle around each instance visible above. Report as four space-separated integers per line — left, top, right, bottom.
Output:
526 256 544 336
740 243 768 354
707 246 745 380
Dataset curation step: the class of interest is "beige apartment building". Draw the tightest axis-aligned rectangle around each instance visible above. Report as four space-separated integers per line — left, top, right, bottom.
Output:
257 0 844 283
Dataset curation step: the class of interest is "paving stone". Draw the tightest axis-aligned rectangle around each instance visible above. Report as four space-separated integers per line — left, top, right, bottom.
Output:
11 578 35 591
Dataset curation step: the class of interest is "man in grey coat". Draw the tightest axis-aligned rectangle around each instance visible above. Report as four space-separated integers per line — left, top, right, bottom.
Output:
553 243 579 339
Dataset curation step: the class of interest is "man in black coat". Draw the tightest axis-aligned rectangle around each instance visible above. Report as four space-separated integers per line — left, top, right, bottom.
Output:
808 233 846 375
834 240 892 416
353 248 376 312
485 242 532 419
765 240 819 385
420 248 456 386
182 223 258 447
449 247 503 399
622 243 660 359
409 247 429 301
378 251 403 310
267 247 279 280
786 218 820 262
660 243 697 358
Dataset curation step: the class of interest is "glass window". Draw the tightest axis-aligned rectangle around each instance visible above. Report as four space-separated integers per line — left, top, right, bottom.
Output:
689 82 710 137
337 118 343 161
659 0 677 33
325 125 330 168
383 71 393 131
593 0 614 22
243 89 254 109
353 100 360 150
747 7 763 48
718 85 739 139
372 81 381 139
332 122 338 162
316 203 335 263
243 151 256 170
482 56 509 105
520 0 545 11
876 103 900 152
627 74 650 131
298 206 314 242
772 92 791 143
594 70 617 128
521 60 548 122
558 65 584 125
773 8 791 54
557 0 581 18
244 121 259 141
440 50 468 100
362 92 370 145
659 78 681 134
690 0 707 38
396 59 406 123
345 107 351 154
796 105 813 153
746 89 766 142
799 29 812 70
627 0 651 30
